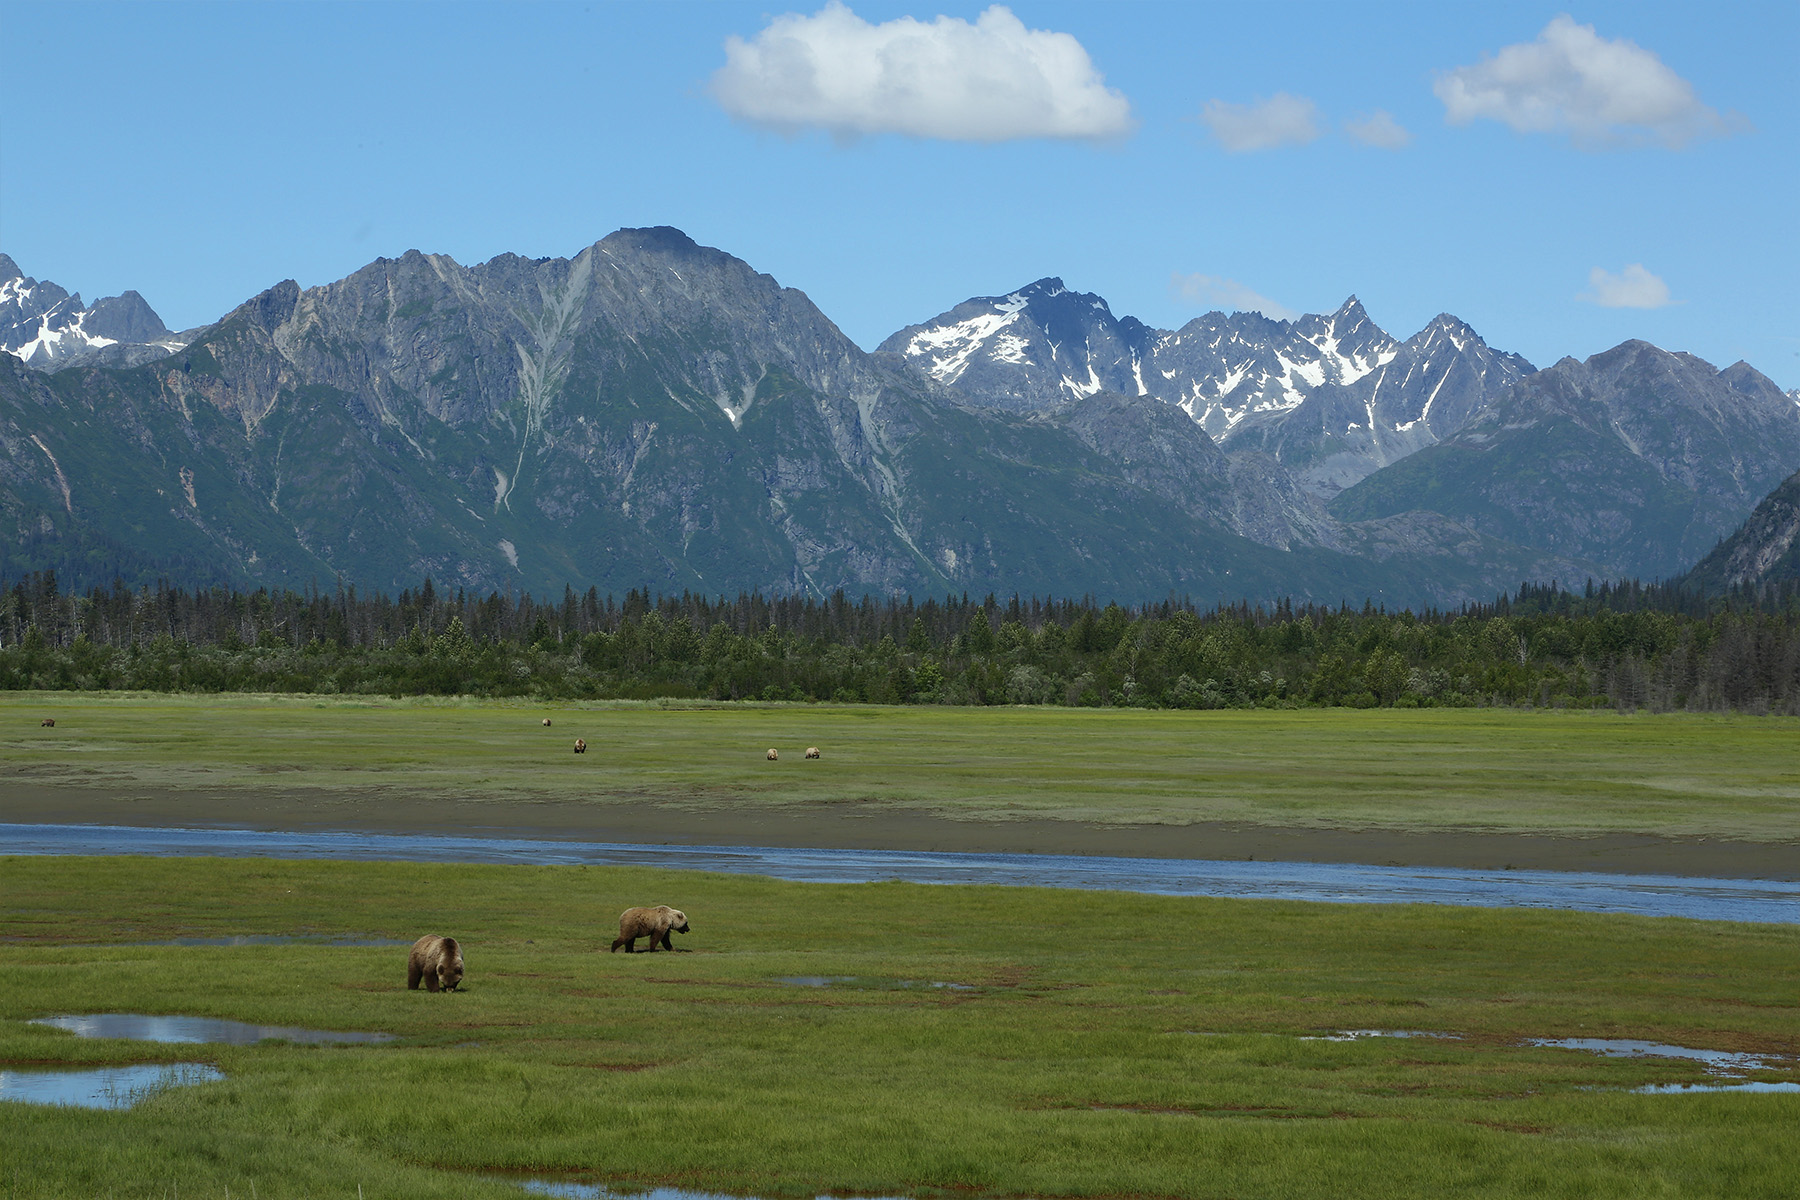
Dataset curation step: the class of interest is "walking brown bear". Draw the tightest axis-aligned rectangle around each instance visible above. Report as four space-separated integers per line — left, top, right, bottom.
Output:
610 905 690 953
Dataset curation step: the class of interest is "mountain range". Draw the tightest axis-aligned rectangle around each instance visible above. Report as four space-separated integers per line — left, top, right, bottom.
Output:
4 232 1798 607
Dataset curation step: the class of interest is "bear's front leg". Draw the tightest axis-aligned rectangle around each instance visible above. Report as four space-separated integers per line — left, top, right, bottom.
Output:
658 931 674 951
424 972 440 993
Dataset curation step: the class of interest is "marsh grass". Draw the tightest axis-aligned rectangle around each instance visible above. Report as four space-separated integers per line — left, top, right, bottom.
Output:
5 694 1799 840
1 855 1796 1198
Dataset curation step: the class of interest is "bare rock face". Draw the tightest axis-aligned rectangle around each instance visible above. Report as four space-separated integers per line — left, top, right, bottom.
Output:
882 287 1536 501
1 254 186 371
1331 343 1800 580
1681 468 1800 591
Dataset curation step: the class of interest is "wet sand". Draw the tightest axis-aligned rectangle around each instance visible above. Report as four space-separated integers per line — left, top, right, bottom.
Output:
3 782 1794 881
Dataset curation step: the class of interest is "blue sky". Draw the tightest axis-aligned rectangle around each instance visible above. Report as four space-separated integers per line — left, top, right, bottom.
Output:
5 1 1796 387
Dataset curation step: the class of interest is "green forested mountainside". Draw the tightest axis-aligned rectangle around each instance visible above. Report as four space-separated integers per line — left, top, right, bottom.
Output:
3 574 1795 713
1681 468 1800 592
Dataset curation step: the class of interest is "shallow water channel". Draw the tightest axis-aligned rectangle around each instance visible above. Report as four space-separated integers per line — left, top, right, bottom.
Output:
0 1062 224 1110
31 1013 395 1046
4 1013 393 1110
3 822 1796 923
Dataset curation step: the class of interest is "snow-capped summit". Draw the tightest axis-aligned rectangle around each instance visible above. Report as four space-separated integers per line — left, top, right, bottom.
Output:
885 284 1534 497
1 254 187 370
878 277 1157 412
1151 297 1402 440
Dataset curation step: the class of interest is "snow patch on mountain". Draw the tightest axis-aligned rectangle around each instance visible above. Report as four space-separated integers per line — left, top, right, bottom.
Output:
2 254 187 370
885 285 1534 498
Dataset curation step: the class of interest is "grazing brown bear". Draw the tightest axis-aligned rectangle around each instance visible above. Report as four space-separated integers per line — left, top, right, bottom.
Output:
610 905 690 953
573 738 587 754
766 748 779 760
804 746 821 759
542 718 553 727
40 718 55 728
407 935 464 992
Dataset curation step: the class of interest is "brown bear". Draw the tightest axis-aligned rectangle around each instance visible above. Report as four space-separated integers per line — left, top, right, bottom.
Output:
542 717 553 726
40 718 55 727
407 935 464 992
804 746 821 759
610 905 690 953
574 738 587 754
766 748 779 760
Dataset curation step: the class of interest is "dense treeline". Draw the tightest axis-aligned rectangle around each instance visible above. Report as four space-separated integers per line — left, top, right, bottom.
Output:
2 572 1797 713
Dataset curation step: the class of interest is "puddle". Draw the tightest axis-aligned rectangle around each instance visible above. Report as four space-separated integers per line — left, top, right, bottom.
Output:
1633 1080 1800 1094
1301 1030 1462 1042
515 1185 903 1200
777 976 857 988
32 1014 396 1046
7 823 1796 924
1528 1038 1792 1076
0 1063 224 1109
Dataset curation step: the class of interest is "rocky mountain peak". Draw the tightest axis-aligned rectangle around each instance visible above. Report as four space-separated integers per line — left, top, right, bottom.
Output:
2 255 186 371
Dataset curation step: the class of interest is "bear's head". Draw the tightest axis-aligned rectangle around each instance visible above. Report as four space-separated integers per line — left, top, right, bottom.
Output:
439 945 465 991
669 909 690 934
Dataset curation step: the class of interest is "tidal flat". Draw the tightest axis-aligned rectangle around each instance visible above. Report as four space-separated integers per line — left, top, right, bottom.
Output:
1 855 1797 1199
2 694 1797 877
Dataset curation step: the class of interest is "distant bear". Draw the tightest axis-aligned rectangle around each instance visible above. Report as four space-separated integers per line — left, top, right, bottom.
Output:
40 718 55 728
766 748 779 760
542 718 553 727
574 738 587 754
610 905 690 953
407 935 464 992
805 746 821 759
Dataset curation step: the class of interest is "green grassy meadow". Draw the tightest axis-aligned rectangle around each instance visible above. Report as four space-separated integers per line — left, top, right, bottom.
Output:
1 855 1796 1199
5 693 1800 841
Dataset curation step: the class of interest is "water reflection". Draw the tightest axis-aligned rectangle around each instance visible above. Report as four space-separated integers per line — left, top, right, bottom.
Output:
1301 1029 1462 1041
1634 1080 1800 1094
8 822 1794 923
33 1013 395 1046
0 1063 223 1109
1528 1037 1787 1074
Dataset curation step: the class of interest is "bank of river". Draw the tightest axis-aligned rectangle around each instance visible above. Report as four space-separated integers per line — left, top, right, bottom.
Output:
3 822 1795 924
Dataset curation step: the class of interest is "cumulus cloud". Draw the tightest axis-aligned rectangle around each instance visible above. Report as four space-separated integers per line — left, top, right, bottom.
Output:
708 2 1134 143
1344 110 1413 149
1171 272 1298 321
1197 92 1320 152
1434 15 1742 149
1580 264 1675 309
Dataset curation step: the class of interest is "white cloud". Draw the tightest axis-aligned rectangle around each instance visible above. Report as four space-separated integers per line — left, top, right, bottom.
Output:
1170 272 1298 321
1197 93 1320 152
1580 264 1675 309
708 2 1134 143
1434 15 1742 149
1344 110 1413 150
